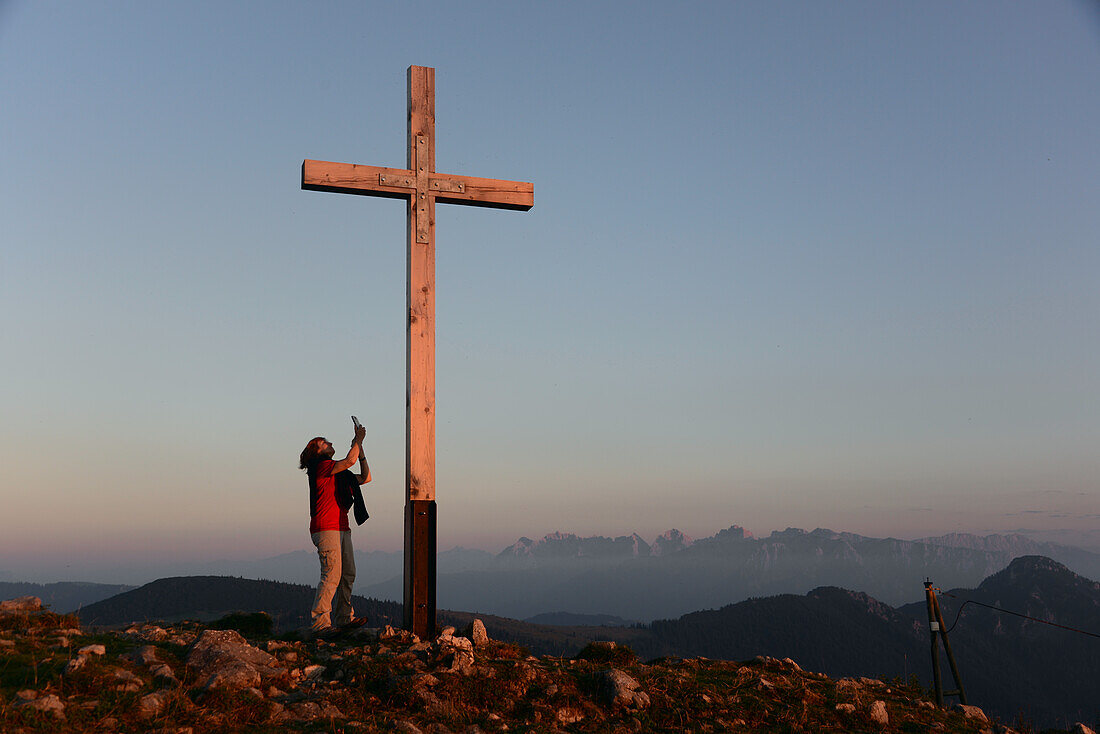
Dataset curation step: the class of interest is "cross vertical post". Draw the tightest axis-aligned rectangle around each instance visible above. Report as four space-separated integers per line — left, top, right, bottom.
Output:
301 66 533 639
405 65 437 638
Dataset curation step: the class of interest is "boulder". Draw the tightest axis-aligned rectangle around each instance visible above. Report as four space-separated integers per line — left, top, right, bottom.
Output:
124 645 161 666
953 704 988 723
16 693 65 719
79 644 107 656
136 692 168 720
869 700 889 726
150 663 181 688
463 619 489 646
186 629 282 691
0 596 42 613
113 669 145 692
64 655 88 674
435 635 475 673
597 668 650 709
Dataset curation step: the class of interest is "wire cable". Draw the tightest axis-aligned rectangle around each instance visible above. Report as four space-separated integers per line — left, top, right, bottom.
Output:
937 591 1100 638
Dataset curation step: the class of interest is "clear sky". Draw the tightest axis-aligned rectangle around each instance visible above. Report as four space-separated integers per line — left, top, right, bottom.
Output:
2 1 1098 582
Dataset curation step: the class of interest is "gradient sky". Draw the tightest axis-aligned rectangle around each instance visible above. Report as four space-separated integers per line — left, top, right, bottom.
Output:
2 1 1098 583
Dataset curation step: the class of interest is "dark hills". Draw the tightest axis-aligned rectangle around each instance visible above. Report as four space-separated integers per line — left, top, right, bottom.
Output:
898 555 1100 729
76 576 402 631
627 556 1098 729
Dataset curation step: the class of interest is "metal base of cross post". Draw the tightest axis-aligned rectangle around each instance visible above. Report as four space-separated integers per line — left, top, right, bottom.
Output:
403 500 437 639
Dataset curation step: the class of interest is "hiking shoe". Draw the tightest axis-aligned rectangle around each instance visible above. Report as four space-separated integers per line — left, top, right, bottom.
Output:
338 617 370 630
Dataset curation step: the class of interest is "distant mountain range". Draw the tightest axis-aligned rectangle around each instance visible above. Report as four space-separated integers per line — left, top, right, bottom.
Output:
11 525 1097 623
360 526 1100 621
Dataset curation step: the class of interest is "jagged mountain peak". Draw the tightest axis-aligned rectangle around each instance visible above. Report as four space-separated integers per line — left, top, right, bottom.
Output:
497 531 651 559
652 529 694 556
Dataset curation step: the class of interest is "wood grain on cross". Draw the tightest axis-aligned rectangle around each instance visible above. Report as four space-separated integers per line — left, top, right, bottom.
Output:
301 66 532 638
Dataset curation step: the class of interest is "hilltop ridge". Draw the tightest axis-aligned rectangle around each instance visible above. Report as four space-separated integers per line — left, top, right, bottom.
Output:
1 597 1055 733
65 555 1100 729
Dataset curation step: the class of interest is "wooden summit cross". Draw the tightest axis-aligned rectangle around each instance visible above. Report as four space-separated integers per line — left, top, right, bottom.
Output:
301 66 533 638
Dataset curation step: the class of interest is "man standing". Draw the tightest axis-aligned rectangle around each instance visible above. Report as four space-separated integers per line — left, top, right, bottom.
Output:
299 423 371 635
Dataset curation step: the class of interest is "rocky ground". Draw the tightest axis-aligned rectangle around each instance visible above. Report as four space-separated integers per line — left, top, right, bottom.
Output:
1 596 1092 734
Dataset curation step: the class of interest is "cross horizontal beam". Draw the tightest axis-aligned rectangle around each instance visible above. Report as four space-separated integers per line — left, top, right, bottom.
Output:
302 159 533 211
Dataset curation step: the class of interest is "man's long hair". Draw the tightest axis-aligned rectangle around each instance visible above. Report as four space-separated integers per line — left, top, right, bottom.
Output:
299 437 326 472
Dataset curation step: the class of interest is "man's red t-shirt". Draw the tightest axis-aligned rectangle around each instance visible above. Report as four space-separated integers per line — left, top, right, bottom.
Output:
308 459 350 533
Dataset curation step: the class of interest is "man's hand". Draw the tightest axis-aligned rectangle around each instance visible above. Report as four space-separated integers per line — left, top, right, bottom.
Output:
354 424 366 444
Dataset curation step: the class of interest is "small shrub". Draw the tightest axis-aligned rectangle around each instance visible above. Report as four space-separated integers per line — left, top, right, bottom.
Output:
209 611 273 638
576 641 637 666
0 610 79 632
481 640 530 660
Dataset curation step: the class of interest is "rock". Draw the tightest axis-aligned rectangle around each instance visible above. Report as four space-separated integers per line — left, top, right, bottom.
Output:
187 629 282 690
113 669 145 692
79 644 107 656
16 693 65 718
556 706 586 724
1073 725 1097 734
64 655 88 674
596 668 650 709
414 673 440 688
125 645 161 666
303 664 326 680
393 722 423 734
126 624 170 642
869 700 889 726
781 657 802 671
835 703 857 714
288 701 327 720
859 677 885 687
151 663 181 688
439 625 456 637
463 619 490 646
954 704 988 723
136 692 167 720
0 639 15 647
0 596 42 613
435 635 475 673
16 689 36 700
204 661 262 690
266 701 288 722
